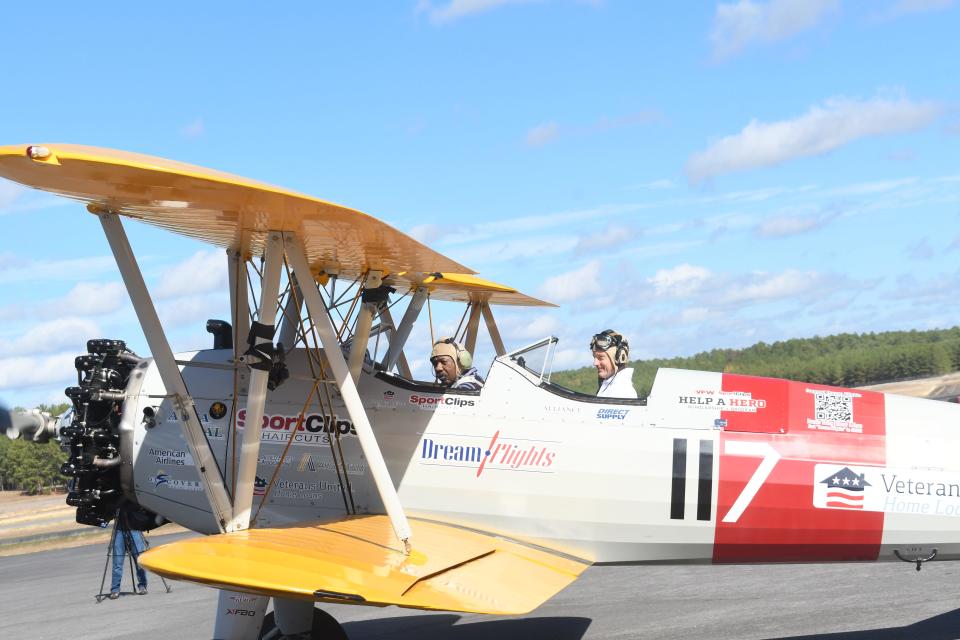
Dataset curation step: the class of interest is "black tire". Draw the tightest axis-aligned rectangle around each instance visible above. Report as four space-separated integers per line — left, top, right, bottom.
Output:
259 608 347 640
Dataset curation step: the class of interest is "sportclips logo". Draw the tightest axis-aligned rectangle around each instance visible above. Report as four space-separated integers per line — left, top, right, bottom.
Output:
420 430 557 477
236 410 356 436
409 394 475 409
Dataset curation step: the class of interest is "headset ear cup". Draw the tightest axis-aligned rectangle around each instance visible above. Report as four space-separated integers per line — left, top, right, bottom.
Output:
459 349 472 370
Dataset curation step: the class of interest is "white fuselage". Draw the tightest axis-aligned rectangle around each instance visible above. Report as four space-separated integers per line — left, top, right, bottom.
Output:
123 348 960 565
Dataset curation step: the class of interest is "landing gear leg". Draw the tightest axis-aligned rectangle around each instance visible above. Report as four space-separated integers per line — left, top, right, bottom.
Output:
258 607 346 640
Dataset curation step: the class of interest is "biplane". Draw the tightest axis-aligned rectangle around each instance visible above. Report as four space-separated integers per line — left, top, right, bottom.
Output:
4 143 960 639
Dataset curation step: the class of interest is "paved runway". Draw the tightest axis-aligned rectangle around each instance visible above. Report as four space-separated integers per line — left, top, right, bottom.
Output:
4 532 960 640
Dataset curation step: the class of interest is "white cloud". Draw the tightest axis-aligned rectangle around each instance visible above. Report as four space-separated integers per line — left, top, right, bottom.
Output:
874 0 955 21
649 264 712 298
679 307 714 324
158 293 230 328
0 181 25 210
574 224 638 254
818 177 918 197
624 179 676 191
0 317 100 358
154 250 227 299
55 281 127 316
551 347 587 370
726 269 820 303
525 121 560 148
425 203 644 250
755 211 831 237
686 94 941 184
417 0 538 25
710 0 839 61
0 353 78 391
589 110 661 133
180 118 205 138
537 260 603 303
524 111 658 148
498 313 563 341
408 223 460 245
447 234 579 265
0 255 117 284
906 237 935 260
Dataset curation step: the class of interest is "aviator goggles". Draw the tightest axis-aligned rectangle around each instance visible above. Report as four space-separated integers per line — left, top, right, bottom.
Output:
590 332 621 352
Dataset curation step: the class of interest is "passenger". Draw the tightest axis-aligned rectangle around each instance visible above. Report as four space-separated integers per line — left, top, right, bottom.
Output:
590 330 638 399
430 338 484 391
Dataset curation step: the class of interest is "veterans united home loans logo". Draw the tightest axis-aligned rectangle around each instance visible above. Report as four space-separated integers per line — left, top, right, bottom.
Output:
814 466 871 510
253 475 268 497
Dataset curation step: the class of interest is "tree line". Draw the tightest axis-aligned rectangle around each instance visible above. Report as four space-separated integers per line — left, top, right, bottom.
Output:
0 403 70 494
552 327 960 398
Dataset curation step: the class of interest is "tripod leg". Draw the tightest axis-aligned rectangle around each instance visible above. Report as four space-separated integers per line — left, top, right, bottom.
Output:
97 523 118 602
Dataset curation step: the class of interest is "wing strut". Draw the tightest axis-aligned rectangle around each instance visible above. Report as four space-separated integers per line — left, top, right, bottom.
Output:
481 302 506 356
284 232 413 551
228 232 285 531
97 212 232 532
348 271 382 382
464 302 483 354
379 305 413 378
276 271 304 350
227 248 250 357
383 286 427 373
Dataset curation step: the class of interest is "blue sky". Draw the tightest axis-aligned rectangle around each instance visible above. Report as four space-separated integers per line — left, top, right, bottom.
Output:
1 0 959 408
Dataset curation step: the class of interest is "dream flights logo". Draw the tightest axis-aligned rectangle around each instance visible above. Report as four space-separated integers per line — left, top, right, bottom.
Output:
475 430 556 477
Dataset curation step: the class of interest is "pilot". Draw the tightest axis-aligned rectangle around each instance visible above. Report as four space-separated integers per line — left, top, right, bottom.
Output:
430 338 484 391
590 330 637 399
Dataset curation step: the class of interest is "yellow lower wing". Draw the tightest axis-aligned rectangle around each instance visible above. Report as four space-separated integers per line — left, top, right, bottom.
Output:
139 515 588 615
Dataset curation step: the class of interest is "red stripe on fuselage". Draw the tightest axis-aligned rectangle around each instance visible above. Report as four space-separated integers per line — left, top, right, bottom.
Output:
713 375 885 563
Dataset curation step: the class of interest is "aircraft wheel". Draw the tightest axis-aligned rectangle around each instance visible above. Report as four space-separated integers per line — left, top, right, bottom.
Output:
259 608 347 639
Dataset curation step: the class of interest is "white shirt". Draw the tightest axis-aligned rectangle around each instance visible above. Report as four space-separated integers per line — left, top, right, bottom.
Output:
598 367 637 399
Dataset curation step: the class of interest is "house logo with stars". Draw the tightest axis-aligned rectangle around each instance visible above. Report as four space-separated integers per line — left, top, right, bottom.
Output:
813 465 872 510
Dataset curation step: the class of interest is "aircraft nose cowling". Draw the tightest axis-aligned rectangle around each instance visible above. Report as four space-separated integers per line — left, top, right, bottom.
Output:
58 338 161 529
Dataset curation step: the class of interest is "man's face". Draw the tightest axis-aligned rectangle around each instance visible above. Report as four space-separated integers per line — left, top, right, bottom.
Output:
432 355 458 385
593 350 615 380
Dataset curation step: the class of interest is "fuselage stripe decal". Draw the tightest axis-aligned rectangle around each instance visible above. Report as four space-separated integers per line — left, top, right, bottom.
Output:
698 439 713 521
671 438 687 520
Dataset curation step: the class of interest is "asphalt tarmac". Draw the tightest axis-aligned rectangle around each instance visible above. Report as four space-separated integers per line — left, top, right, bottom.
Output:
3 533 960 640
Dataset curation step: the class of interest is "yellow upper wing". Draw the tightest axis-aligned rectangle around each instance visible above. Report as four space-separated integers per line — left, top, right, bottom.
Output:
390 272 556 307
0 143 471 279
140 515 588 615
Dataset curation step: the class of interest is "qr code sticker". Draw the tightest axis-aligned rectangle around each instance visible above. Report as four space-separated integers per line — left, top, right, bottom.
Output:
813 391 853 423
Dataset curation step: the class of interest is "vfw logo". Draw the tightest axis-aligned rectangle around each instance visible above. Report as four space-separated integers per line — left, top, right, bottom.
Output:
813 465 871 510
